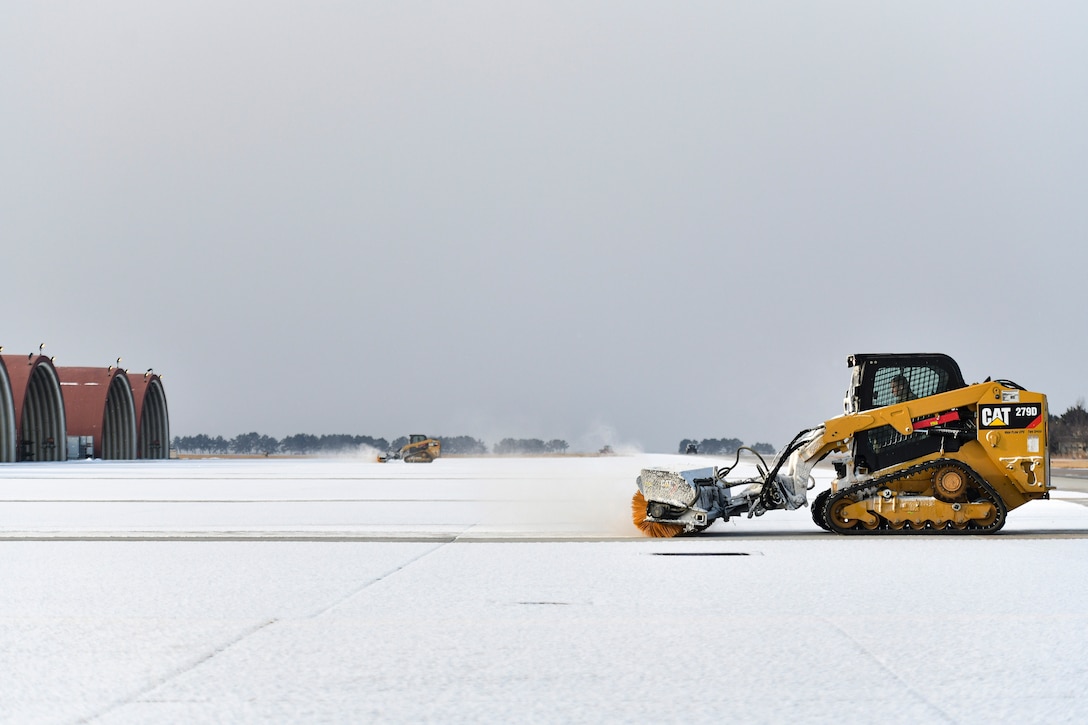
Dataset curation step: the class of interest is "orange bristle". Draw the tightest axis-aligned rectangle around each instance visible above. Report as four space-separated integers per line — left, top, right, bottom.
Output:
631 490 684 538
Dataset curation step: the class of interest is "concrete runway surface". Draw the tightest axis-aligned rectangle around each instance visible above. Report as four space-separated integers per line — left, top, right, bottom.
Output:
2 456 1088 723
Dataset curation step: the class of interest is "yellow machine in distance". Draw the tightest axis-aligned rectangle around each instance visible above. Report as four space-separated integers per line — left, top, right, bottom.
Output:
379 434 441 463
633 353 1050 536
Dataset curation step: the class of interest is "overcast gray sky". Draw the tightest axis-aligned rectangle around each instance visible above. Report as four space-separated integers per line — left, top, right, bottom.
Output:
2 2 1085 452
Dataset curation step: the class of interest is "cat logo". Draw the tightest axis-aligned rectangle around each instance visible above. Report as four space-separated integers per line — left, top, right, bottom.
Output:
980 406 1011 427
979 404 1042 430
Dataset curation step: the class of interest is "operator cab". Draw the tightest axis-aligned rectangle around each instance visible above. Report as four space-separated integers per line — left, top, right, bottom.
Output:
845 353 969 474
846 353 966 414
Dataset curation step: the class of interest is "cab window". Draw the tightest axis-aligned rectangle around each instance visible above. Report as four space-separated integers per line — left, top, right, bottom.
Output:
870 365 954 408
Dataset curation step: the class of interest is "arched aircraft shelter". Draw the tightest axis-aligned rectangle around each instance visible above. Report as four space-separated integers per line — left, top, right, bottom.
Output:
128 371 170 459
1 354 67 462
57 366 138 460
0 357 16 462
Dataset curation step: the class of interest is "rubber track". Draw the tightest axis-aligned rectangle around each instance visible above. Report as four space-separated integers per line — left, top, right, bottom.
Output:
811 489 831 531
822 459 1008 535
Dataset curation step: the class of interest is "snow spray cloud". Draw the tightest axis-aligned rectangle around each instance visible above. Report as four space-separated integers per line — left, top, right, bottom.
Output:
576 421 644 456
454 456 644 536
321 442 388 461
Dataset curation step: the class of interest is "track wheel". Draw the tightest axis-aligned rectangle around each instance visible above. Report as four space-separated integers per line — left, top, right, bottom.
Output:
827 497 862 530
631 491 684 538
933 466 968 502
973 503 999 528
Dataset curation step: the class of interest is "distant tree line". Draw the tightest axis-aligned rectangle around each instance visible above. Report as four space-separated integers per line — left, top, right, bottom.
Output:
171 434 551 456
493 438 570 455
173 433 391 456
174 433 790 457
678 438 777 456
1051 401 1088 457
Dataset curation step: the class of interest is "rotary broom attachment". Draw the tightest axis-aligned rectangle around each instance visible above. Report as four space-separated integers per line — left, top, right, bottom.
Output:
631 444 814 537
632 467 720 537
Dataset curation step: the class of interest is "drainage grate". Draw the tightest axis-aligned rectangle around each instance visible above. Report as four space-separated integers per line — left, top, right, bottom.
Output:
651 552 750 556
517 601 573 605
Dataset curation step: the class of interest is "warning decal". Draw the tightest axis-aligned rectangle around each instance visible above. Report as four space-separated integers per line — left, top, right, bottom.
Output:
978 404 1044 430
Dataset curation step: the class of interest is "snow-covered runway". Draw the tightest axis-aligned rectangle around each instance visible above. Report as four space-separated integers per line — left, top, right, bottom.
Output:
3 456 1088 722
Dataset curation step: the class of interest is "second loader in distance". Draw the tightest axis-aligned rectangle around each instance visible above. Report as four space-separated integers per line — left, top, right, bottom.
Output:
378 434 441 463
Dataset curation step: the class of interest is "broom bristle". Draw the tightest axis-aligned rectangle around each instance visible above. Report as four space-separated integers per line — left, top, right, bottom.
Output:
631 490 684 538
